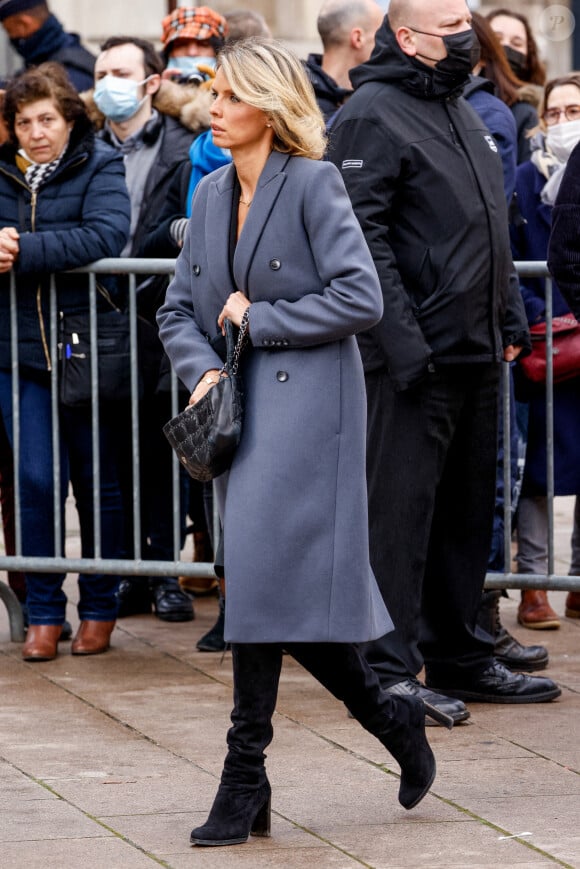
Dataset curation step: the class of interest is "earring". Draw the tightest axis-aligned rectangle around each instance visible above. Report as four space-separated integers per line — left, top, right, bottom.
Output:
266 123 272 127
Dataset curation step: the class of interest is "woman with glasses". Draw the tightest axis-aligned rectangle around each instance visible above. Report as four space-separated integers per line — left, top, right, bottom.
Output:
510 73 580 632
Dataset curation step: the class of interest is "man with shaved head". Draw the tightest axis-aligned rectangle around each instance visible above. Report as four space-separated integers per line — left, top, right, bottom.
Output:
330 0 561 721
304 0 384 120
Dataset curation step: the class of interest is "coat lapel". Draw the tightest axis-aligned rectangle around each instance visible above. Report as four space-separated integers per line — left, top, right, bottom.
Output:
233 150 291 295
205 163 238 299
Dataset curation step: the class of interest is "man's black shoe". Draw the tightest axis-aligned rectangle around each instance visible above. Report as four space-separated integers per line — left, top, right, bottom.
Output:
116 578 152 618
152 583 194 622
494 625 549 672
426 660 561 704
386 678 470 726
477 590 548 672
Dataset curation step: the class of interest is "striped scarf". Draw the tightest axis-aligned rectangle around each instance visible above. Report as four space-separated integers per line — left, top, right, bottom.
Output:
17 149 64 191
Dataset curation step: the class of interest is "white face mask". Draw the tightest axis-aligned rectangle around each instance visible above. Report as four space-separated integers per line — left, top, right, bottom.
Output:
166 55 216 83
546 119 580 163
94 75 151 123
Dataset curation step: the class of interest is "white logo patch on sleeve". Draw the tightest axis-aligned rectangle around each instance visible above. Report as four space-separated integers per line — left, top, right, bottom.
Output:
342 159 364 169
484 135 498 153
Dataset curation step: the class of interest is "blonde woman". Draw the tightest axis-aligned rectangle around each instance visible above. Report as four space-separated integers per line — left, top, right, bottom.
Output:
158 38 438 848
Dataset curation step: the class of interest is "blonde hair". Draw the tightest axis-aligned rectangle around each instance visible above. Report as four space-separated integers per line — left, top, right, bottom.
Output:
217 37 326 160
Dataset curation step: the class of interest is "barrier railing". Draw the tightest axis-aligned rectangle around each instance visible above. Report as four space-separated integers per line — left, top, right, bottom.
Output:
0 259 579 642
485 262 579 593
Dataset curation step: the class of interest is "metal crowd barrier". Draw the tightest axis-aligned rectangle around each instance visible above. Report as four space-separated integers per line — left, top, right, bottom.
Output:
0 260 579 642
485 262 580 594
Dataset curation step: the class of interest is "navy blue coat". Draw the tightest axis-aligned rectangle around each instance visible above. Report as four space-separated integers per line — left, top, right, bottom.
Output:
0 121 131 372
511 159 580 495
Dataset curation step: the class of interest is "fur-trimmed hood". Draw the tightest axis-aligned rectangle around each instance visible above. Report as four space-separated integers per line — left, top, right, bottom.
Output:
80 78 212 133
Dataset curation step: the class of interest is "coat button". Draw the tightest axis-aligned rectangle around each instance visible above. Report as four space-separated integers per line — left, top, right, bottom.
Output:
276 371 289 382
269 258 281 270
192 264 201 275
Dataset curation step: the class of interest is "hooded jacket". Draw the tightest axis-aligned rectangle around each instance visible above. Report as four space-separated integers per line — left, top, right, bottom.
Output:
329 18 530 389
0 118 130 372
8 14 95 93
303 54 352 121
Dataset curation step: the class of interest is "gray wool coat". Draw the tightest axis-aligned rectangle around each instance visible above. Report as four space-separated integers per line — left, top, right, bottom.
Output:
157 149 393 644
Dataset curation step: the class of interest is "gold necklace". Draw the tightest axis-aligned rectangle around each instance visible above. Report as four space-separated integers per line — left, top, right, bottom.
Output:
239 196 253 207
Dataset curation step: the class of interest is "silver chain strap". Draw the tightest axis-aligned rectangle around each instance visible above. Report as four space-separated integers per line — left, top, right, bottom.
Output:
221 310 250 377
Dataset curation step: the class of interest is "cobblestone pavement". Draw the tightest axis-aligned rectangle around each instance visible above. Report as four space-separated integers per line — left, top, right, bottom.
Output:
0 498 579 868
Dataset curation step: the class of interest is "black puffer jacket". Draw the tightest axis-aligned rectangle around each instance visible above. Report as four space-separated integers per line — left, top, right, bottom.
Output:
0 119 130 372
329 18 530 389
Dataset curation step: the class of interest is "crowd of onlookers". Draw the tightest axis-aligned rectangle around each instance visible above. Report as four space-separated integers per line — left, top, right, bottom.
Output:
0 1 578 727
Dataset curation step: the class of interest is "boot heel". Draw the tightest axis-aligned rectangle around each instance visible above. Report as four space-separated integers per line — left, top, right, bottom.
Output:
250 792 271 837
423 700 454 730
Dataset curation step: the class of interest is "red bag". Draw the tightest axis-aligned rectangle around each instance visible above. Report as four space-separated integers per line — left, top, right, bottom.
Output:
519 313 580 384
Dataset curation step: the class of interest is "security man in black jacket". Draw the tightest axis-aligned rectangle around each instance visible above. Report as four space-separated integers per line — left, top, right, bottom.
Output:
330 0 561 722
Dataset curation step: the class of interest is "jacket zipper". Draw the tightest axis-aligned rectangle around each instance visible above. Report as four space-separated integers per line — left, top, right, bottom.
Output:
29 189 53 371
446 104 501 359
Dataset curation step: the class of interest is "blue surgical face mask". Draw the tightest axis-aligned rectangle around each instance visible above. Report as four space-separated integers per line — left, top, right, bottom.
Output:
94 75 151 123
166 55 216 81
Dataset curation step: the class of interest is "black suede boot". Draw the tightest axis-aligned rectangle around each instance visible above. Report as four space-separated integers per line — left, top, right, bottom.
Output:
190 643 283 846
477 590 548 672
287 643 436 810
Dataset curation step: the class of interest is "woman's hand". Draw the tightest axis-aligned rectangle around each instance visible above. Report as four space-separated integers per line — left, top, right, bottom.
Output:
188 368 222 406
0 227 19 273
217 291 251 332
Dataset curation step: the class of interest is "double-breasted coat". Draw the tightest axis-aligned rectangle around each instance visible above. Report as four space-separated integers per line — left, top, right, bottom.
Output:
157 149 393 643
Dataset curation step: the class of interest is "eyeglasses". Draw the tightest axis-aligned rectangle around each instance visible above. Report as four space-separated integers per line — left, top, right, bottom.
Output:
543 105 580 126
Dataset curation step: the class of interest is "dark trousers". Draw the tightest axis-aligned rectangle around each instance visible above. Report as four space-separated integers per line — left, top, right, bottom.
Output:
361 364 499 686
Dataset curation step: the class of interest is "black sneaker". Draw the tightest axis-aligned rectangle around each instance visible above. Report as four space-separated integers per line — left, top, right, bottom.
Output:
426 660 561 704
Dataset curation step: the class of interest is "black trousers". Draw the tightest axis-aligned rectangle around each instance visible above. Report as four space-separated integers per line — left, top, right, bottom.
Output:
361 364 500 686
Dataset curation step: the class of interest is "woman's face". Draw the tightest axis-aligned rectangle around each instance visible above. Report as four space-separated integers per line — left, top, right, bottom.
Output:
14 98 72 163
209 67 274 154
489 14 528 56
545 84 580 126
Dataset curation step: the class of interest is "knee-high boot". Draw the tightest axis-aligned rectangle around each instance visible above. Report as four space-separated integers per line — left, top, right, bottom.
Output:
190 642 283 847
287 642 436 810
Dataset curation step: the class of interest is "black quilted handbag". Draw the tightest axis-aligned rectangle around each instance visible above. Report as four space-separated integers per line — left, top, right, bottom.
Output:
163 316 249 482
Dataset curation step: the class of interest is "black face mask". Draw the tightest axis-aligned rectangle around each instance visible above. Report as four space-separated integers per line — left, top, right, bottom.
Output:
502 44 527 80
412 27 481 74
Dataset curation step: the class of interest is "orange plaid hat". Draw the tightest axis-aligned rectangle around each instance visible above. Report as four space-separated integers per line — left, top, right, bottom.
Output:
161 6 228 49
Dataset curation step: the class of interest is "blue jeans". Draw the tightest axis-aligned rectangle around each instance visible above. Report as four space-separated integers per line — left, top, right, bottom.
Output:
0 371 122 624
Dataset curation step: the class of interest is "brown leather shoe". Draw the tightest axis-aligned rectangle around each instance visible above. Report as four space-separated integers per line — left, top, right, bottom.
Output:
22 624 63 661
518 590 560 630
71 620 115 655
565 591 580 618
